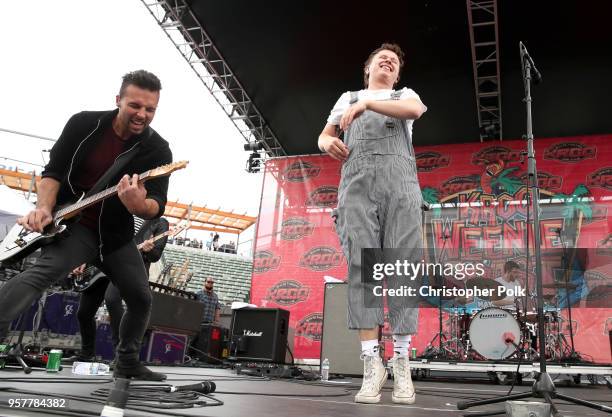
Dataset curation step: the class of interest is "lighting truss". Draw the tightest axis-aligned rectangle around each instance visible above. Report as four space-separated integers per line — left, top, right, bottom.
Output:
140 0 286 156
466 0 503 141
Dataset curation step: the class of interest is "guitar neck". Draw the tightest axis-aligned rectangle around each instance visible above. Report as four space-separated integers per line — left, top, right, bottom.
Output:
137 230 170 249
53 171 154 221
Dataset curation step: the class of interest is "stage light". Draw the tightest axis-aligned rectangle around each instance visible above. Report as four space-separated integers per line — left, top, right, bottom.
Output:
246 152 263 173
244 141 263 151
480 122 500 140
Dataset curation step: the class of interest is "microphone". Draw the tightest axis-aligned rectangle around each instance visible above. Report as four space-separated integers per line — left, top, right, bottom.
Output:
519 41 542 84
166 381 216 394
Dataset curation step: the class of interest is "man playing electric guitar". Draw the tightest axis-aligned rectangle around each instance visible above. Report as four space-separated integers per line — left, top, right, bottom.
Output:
0 70 172 381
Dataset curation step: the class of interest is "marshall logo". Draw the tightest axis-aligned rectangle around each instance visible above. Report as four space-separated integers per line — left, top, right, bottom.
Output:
280 217 315 241
586 167 612 190
267 280 310 306
544 142 596 163
306 186 338 208
440 175 480 195
282 161 321 182
243 330 263 337
253 250 281 274
296 312 323 341
300 246 343 271
472 146 523 165
520 171 563 191
416 151 450 172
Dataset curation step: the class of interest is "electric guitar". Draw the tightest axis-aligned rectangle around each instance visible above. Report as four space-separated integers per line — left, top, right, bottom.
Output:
136 221 189 251
71 221 190 292
0 161 188 263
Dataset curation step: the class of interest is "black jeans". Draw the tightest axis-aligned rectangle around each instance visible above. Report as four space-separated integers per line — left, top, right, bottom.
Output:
77 277 124 357
0 223 151 365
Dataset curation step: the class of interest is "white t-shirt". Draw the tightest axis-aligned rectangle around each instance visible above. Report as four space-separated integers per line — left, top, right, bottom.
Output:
494 276 523 309
326 87 427 140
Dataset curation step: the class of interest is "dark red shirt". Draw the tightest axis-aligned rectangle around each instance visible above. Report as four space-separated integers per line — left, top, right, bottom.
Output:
74 127 130 230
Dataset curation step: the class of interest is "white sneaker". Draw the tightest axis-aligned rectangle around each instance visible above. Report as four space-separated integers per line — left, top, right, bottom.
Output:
354 354 388 404
391 356 415 404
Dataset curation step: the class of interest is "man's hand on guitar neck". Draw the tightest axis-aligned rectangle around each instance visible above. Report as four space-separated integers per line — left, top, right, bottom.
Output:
140 239 155 253
117 174 159 218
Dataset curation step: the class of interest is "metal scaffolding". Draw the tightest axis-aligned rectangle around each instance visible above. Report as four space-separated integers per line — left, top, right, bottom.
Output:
466 0 503 141
140 0 286 157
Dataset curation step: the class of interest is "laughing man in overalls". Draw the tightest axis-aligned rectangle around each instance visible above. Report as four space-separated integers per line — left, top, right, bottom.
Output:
318 43 427 404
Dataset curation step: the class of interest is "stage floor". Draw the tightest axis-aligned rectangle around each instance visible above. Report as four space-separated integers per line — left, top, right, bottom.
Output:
0 365 610 417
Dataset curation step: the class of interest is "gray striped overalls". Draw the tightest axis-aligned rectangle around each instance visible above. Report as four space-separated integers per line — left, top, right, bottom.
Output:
334 91 423 334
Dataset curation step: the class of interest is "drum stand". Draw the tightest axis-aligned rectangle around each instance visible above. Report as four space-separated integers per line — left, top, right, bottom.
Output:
457 42 612 416
422 236 457 359
554 228 582 362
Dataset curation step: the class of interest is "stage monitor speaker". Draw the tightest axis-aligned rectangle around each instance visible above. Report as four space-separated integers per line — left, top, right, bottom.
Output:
229 308 289 363
321 282 363 376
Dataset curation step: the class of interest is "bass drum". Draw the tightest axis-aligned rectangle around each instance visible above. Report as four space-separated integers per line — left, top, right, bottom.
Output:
469 307 521 360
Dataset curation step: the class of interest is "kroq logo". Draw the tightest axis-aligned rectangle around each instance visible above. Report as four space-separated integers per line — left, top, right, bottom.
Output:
520 171 562 191
416 151 450 172
299 246 343 271
587 167 612 190
472 146 523 165
296 312 323 341
544 142 596 163
282 161 321 182
440 175 479 195
280 217 315 241
253 250 281 274
306 186 338 208
267 280 310 306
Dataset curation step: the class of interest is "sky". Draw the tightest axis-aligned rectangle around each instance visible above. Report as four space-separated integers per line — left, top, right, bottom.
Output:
0 0 265 255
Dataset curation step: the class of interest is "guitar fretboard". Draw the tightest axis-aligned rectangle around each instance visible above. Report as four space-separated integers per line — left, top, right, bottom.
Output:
53 171 152 221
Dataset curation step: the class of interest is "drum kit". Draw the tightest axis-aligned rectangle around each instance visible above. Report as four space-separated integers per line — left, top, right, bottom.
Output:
422 278 579 362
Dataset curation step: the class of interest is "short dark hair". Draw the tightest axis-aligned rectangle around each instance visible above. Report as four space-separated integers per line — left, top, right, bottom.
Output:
504 260 520 273
119 70 162 97
363 43 405 88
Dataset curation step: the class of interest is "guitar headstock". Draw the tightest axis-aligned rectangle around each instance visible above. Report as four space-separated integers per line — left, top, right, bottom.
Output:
144 161 189 180
170 221 191 237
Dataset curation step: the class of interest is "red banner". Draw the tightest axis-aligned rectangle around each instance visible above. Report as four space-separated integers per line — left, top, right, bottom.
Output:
252 135 612 363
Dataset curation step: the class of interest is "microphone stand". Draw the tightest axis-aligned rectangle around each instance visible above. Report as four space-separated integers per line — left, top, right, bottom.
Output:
457 42 612 416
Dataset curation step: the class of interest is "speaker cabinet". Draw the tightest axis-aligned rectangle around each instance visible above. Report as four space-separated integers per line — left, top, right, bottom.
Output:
321 282 363 376
229 308 289 363
149 292 204 334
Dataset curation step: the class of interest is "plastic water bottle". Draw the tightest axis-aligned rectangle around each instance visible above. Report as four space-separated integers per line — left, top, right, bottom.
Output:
72 361 110 376
321 358 330 381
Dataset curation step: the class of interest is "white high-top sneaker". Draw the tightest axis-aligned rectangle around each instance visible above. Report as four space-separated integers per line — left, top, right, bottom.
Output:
392 356 415 404
354 354 388 404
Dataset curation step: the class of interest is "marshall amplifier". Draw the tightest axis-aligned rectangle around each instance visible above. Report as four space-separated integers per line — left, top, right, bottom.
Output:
148 291 204 334
229 308 289 363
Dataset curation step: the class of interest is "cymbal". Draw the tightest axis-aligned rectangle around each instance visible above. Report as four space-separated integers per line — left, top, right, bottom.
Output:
464 278 506 301
542 282 577 290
